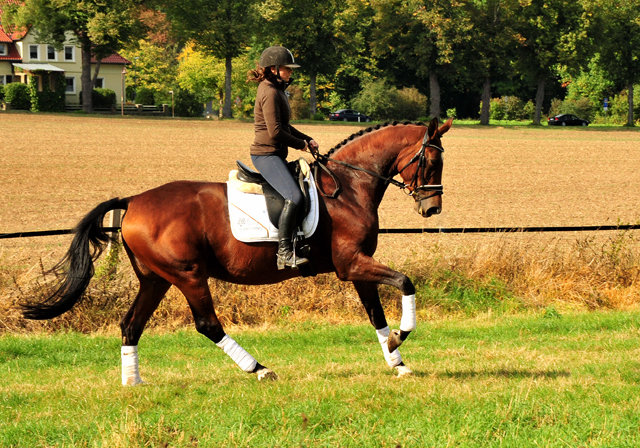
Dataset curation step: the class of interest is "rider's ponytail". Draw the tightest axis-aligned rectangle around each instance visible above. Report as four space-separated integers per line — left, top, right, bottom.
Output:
247 63 278 84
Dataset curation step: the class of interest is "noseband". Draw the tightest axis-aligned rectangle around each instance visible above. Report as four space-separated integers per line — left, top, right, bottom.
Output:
396 129 444 199
312 128 444 199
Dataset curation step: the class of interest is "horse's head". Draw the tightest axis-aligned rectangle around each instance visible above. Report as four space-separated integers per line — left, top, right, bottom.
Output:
396 117 453 218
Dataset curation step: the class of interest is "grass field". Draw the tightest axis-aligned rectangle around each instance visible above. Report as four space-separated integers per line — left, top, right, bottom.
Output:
2 311 640 447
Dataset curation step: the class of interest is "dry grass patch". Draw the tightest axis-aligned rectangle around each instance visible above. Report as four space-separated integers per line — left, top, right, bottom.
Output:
2 230 638 333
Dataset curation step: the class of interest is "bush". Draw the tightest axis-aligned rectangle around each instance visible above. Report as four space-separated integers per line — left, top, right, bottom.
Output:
287 85 310 119
396 87 427 121
548 98 562 117
352 79 427 121
0 84 4 100
94 88 116 108
504 96 526 120
560 97 594 120
488 98 506 120
135 87 155 105
3 82 30 109
487 96 529 121
608 91 633 124
79 88 117 110
312 111 325 121
523 100 535 120
174 88 203 117
446 108 457 119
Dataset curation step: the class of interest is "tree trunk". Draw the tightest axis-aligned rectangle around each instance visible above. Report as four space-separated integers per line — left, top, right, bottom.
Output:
628 80 634 127
309 70 317 118
480 76 491 125
91 60 102 88
429 72 441 119
80 33 94 113
223 55 232 118
534 77 545 126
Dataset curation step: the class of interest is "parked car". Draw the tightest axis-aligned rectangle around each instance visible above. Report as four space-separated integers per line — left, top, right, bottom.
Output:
548 114 590 126
329 109 372 122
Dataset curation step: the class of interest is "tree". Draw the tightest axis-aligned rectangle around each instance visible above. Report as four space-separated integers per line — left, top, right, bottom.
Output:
121 38 180 104
4 0 144 113
177 43 224 106
371 0 472 119
162 0 257 118
464 0 521 125
513 0 584 124
260 0 343 117
585 0 640 126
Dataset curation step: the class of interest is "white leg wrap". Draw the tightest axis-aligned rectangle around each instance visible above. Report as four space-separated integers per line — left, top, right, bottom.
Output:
400 294 417 332
121 345 144 386
376 326 402 368
216 335 258 372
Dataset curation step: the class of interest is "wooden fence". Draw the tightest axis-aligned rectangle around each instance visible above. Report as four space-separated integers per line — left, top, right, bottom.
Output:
64 104 171 116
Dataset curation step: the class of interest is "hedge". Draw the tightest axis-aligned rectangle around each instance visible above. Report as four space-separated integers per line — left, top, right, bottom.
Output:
3 82 31 110
79 88 117 109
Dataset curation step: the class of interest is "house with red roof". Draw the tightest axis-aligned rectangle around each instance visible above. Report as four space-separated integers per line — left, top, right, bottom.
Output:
1 2 130 107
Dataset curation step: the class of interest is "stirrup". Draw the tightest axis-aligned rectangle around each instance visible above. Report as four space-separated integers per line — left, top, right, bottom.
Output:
277 251 309 270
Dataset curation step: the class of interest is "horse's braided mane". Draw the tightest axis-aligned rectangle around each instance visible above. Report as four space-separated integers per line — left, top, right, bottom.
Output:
325 121 427 157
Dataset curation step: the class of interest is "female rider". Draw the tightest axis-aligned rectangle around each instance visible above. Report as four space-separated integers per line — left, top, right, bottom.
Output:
247 46 320 270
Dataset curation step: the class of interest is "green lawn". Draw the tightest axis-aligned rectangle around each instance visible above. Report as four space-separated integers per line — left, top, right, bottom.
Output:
2 311 640 447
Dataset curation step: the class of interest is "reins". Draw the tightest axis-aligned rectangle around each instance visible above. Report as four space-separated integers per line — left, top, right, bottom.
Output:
311 127 445 199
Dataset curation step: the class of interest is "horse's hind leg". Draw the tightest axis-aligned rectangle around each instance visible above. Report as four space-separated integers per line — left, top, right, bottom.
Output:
353 281 413 378
120 249 172 385
175 278 278 381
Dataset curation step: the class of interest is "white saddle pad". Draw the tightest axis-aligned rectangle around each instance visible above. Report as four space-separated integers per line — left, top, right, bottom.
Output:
226 160 319 243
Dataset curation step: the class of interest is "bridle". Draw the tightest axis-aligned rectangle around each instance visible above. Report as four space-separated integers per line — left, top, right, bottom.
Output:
312 127 444 199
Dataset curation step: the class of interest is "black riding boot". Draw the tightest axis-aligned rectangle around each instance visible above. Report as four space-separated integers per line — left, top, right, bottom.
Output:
276 199 309 270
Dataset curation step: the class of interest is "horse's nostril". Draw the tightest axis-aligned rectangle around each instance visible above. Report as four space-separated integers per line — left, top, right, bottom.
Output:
426 207 441 217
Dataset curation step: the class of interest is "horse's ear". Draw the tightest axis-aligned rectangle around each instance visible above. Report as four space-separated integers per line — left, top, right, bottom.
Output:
427 117 439 140
438 118 453 136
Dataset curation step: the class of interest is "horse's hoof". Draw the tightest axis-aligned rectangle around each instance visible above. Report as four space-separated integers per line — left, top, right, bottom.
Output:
257 368 279 381
395 365 413 378
123 377 146 386
387 329 403 353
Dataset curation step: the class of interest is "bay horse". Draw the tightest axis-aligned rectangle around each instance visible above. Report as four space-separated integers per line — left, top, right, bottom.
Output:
22 117 452 384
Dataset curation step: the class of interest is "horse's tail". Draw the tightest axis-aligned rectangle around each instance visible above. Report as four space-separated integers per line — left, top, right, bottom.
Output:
21 197 130 320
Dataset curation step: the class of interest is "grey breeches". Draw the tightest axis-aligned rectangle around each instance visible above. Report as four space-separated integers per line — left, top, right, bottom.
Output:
251 154 303 207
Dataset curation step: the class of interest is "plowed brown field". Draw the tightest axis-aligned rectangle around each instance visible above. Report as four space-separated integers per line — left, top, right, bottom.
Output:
2 115 638 232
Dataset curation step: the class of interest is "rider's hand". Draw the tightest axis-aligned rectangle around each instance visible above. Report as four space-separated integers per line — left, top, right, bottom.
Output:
308 139 319 155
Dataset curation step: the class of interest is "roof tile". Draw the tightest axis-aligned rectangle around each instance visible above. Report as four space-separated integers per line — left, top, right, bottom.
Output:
92 54 131 64
0 42 20 60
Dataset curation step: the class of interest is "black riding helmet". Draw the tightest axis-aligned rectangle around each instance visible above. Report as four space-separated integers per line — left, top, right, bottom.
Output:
259 46 300 69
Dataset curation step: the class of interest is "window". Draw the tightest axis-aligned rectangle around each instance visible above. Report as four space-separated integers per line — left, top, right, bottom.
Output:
1 75 12 85
65 76 76 93
0 44 7 56
29 44 40 60
47 45 57 61
94 78 105 89
64 46 75 62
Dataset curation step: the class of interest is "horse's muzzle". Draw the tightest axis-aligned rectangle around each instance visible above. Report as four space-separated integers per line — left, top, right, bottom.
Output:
415 195 442 218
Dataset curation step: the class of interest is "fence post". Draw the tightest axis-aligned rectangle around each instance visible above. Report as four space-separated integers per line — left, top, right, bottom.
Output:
105 209 122 274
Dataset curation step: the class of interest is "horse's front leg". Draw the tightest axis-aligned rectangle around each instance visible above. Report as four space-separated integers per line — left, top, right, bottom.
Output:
345 254 417 348
352 279 415 378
